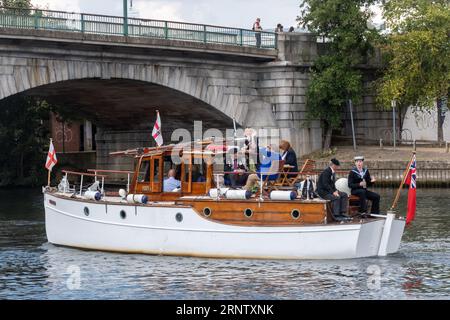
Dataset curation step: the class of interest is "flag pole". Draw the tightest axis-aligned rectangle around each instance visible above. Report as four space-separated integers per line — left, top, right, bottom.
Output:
155 110 160 149
390 151 416 210
47 138 53 186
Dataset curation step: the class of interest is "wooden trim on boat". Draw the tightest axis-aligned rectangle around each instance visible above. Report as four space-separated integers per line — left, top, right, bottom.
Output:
187 199 329 226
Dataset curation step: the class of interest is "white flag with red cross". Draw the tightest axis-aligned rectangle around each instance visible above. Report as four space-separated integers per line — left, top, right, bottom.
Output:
45 139 58 171
152 111 163 147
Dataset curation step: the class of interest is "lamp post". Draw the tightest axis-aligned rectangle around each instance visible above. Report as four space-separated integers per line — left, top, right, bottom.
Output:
123 0 128 36
348 99 357 151
392 100 396 152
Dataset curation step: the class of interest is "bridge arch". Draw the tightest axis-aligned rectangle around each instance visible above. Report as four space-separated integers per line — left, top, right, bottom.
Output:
0 57 249 126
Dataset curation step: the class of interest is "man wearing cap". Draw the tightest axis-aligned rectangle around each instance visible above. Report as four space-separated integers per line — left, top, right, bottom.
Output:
348 156 380 215
317 158 350 221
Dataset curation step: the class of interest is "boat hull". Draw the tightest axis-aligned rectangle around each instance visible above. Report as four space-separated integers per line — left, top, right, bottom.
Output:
44 193 405 260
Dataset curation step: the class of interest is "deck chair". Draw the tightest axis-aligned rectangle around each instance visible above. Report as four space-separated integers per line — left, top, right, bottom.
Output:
259 159 285 193
286 159 317 187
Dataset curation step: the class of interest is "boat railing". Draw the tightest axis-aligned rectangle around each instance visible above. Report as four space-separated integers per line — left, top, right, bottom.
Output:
61 170 108 196
87 169 134 193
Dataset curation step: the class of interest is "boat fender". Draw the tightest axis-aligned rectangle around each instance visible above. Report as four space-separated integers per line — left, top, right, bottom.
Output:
126 194 148 204
270 190 297 201
208 188 229 198
118 189 127 199
84 190 102 201
225 189 252 200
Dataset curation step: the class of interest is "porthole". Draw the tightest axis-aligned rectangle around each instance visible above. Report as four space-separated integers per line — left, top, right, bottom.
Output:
203 207 212 217
291 209 301 220
244 208 253 218
84 207 89 216
120 210 127 219
176 212 183 222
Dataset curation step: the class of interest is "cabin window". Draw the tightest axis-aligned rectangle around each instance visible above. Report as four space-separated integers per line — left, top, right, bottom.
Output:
163 158 179 179
183 160 191 182
192 162 206 182
138 160 150 182
153 158 160 183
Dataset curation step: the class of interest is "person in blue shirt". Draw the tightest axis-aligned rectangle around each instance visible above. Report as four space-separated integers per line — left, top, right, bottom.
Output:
244 145 281 191
163 169 181 192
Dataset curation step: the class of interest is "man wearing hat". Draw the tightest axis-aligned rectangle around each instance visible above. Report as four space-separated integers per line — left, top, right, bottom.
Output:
317 158 350 221
348 156 380 216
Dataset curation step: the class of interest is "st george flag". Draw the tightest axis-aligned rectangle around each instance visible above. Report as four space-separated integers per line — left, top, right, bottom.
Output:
45 139 58 171
405 154 417 225
152 111 163 147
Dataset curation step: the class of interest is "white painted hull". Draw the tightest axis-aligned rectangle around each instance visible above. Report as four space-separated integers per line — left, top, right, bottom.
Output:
44 193 405 260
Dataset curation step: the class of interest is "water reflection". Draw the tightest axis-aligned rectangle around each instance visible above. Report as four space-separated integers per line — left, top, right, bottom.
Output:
0 188 449 299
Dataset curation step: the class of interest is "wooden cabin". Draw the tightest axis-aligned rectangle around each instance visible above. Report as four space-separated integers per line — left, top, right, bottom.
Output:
130 148 215 201
120 144 334 226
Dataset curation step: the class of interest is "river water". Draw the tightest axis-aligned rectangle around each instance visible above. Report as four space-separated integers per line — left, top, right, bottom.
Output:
0 188 448 300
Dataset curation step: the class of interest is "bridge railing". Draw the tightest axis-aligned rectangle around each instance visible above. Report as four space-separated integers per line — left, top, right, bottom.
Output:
0 7 278 49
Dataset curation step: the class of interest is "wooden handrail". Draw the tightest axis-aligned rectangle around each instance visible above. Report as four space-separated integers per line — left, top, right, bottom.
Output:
62 170 107 178
87 169 134 174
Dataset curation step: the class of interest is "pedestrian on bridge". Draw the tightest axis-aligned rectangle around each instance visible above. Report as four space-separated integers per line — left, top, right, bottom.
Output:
253 18 263 48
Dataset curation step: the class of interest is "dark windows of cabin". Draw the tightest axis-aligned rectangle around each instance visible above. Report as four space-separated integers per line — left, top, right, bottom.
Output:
153 158 160 183
192 163 206 182
162 156 181 193
136 154 210 195
138 160 151 182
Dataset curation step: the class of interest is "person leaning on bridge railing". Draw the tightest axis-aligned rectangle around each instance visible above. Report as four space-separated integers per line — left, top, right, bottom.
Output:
252 17 262 48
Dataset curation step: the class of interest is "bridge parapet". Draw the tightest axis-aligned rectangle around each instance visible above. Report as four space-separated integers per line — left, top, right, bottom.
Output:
0 6 277 49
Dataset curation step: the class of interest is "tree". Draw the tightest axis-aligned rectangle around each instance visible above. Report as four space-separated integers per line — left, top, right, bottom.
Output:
0 95 51 186
0 0 31 9
376 0 450 142
0 0 30 8
298 0 379 150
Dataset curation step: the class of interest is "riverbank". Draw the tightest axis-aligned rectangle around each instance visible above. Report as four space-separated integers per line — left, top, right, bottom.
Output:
304 145 450 162
303 145 450 187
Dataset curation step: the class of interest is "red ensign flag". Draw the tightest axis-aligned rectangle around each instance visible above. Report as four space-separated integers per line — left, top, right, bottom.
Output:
45 139 58 171
405 155 416 225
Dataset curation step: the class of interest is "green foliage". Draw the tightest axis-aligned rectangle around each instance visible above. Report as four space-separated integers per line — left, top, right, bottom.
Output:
299 0 378 62
306 55 363 129
0 95 51 186
0 0 31 9
298 0 379 147
376 0 450 109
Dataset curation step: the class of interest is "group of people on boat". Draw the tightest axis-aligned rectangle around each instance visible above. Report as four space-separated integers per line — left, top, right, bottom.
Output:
316 157 380 221
223 139 298 192
221 140 380 221
154 134 381 220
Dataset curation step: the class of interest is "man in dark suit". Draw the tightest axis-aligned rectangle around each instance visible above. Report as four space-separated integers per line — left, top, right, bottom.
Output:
317 158 350 221
348 156 380 215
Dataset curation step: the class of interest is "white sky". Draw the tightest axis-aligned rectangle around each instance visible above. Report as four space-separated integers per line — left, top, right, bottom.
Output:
31 0 383 30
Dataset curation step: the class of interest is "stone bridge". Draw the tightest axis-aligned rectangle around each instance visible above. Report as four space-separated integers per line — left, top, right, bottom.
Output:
0 14 393 171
